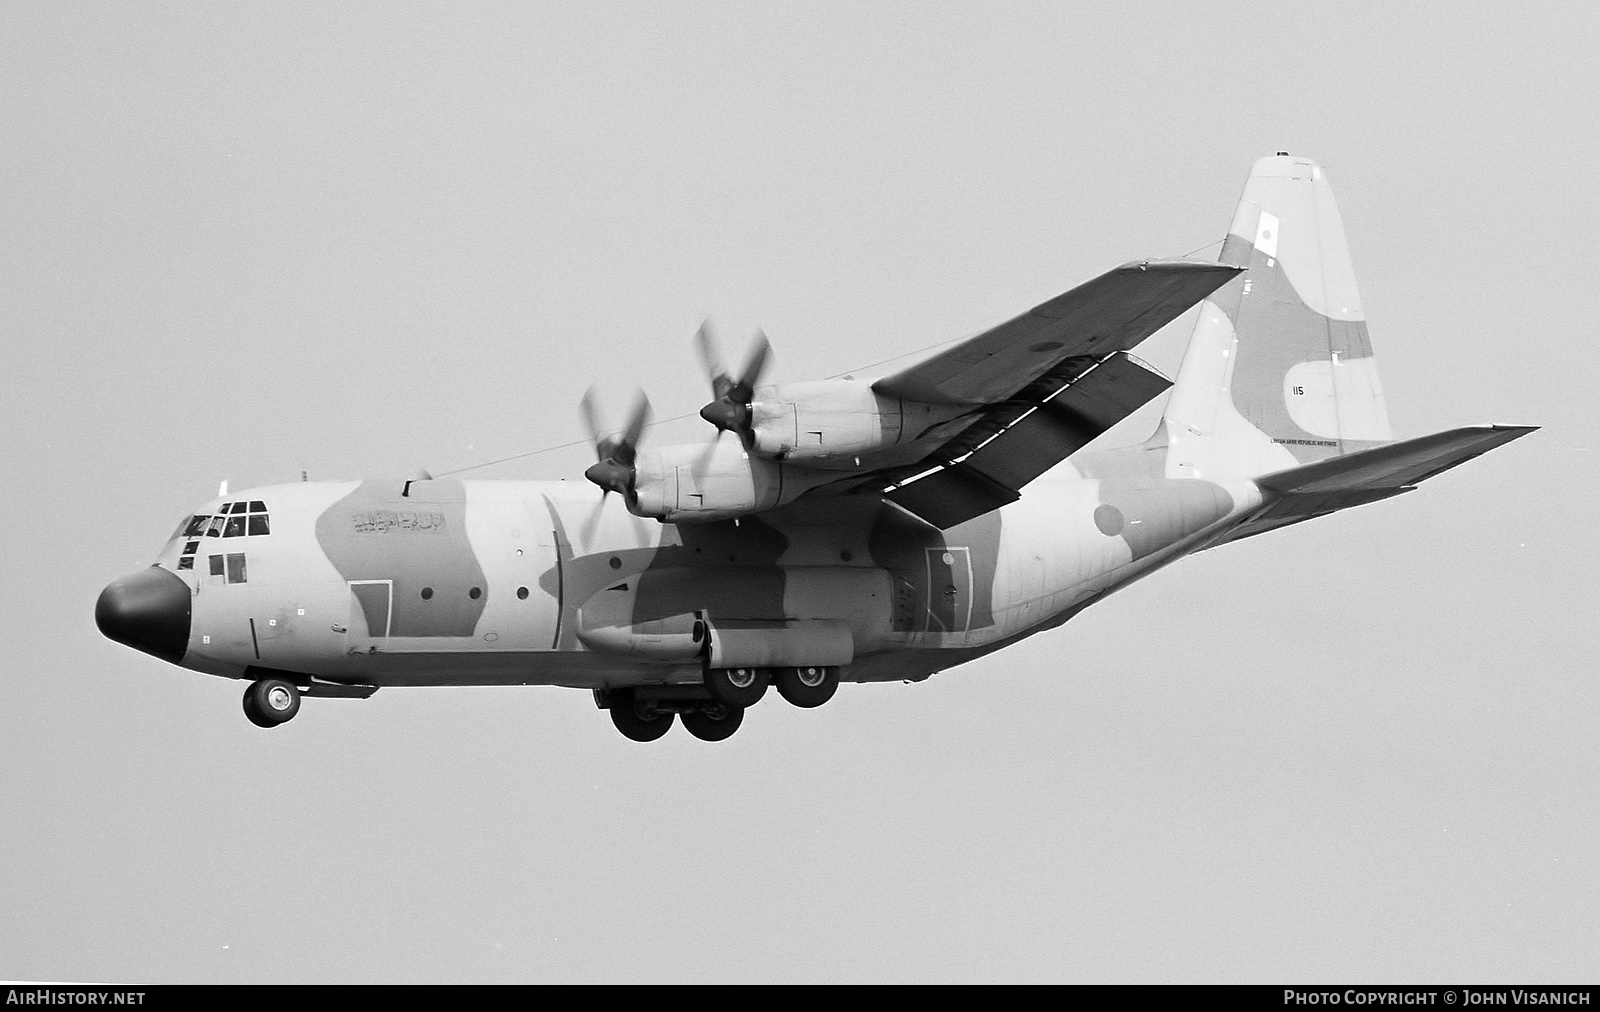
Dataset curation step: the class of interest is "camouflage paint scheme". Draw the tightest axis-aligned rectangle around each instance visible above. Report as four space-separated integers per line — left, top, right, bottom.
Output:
124 155 1532 699
156 469 1261 689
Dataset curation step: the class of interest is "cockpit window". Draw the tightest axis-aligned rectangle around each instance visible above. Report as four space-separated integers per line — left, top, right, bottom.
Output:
187 502 271 539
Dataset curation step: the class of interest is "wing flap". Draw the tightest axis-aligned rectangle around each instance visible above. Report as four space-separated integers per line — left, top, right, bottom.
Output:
882 464 1021 530
963 351 1172 489
881 351 1172 528
873 260 1240 406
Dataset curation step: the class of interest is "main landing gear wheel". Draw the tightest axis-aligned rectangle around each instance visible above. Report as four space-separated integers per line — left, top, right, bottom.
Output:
679 701 745 742
775 666 839 708
609 690 675 742
242 677 301 727
703 666 769 708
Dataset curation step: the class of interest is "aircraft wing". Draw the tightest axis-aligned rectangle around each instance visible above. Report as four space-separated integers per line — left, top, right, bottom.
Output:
1206 424 1539 547
802 259 1241 528
872 259 1241 406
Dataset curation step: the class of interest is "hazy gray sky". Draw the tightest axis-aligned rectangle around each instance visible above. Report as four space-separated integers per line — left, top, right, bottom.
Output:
3 2 1595 983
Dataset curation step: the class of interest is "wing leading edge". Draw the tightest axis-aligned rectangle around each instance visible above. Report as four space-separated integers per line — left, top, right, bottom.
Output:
872 259 1242 406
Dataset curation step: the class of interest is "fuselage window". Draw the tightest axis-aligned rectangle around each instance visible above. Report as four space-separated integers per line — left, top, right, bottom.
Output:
209 555 224 576
177 557 194 571
183 541 199 556
225 553 247 584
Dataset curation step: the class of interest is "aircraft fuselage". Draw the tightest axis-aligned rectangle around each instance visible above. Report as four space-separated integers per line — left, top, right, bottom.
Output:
114 471 1264 692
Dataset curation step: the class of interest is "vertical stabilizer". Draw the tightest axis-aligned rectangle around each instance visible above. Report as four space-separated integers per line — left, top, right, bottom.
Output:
1161 154 1393 480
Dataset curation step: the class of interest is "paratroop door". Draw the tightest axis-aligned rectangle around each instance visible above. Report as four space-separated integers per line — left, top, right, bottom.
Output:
347 580 392 654
923 547 972 637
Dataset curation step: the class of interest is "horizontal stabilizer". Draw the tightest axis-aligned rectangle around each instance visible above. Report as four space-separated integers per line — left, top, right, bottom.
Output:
1210 424 1538 546
874 260 1239 405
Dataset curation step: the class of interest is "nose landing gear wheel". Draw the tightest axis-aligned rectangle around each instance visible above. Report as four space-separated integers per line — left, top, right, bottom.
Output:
679 701 745 742
608 690 675 742
703 666 769 707
774 666 838 708
242 678 301 727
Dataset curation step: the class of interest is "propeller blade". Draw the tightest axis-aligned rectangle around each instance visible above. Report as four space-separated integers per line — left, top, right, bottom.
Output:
579 387 651 498
731 329 772 402
579 387 607 459
580 491 608 545
617 391 652 465
691 429 725 478
695 320 734 401
696 326 773 441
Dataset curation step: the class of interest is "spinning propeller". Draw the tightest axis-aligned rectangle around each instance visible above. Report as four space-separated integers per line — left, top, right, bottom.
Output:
694 320 772 449
579 388 651 541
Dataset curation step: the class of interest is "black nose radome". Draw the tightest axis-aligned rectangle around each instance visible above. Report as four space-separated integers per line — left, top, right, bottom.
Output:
96 566 191 665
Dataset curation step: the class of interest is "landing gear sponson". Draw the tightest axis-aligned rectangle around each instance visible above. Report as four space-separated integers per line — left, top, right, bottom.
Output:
599 666 842 742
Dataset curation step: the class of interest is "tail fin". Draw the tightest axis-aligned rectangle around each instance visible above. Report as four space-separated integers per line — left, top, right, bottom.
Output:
1161 153 1393 479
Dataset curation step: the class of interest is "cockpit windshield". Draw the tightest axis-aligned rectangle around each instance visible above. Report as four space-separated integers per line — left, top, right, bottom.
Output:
180 501 272 541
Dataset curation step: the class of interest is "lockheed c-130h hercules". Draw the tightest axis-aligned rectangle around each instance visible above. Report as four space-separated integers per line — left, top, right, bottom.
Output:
96 154 1534 741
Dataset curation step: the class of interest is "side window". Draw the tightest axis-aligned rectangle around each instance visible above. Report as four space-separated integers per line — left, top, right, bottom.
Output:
209 555 224 576
225 554 247 584
177 557 194 571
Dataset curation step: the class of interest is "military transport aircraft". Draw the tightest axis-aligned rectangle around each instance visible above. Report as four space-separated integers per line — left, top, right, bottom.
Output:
96 154 1534 741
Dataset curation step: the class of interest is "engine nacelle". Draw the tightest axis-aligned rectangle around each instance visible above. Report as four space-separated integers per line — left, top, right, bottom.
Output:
747 377 903 463
630 439 785 523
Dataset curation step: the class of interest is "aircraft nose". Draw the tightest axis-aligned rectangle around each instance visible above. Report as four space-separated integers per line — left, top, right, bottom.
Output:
96 566 192 665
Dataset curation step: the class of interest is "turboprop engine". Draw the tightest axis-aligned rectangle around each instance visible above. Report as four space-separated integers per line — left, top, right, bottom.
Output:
631 438 784 522
694 322 909 466
580 388 790 524
746 377 904 463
